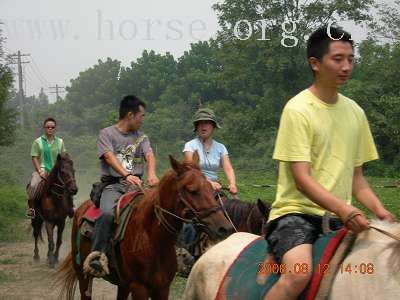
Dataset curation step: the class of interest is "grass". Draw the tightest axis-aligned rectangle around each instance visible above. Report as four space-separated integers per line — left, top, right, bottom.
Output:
0 185 27 242
0 271 17 283
0 258 18 265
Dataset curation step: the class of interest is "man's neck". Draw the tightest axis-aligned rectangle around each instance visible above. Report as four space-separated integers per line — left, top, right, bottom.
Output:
309 80 339 104
44 134 54 141
200 137 213 148
116 120 133 134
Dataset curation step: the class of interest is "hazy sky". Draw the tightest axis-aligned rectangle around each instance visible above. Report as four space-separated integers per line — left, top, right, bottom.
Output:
0 0 392 101
1 0 220 100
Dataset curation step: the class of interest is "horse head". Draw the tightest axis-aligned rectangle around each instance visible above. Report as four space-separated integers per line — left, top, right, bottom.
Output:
56 153 78 195
256 198 271 235
158 152 233 241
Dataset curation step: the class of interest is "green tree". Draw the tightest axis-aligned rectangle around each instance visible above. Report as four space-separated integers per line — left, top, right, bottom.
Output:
0 25 16 146
118 50 178 110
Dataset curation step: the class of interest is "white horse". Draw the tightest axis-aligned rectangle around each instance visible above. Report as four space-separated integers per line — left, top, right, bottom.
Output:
183 220 400 300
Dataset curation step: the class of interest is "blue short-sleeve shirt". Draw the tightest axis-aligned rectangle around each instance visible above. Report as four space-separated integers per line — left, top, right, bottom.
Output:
183 138 228 181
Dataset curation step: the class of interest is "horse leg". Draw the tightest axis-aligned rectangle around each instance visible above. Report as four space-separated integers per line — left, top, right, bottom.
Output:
45 222 56 267
32 217 43 262
129 282 150 300
117 286 130 300
77 274 92 300
54 219 65 264
150 287 170 300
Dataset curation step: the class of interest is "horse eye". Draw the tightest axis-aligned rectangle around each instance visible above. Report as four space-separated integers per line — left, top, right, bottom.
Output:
188 190 199 196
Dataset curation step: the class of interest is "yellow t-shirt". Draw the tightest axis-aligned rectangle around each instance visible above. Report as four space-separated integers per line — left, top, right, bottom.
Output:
269 89 378 221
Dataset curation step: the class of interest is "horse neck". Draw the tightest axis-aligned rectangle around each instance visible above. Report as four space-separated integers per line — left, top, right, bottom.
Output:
141 176 185 245
225 198 253 229
47 162 60 186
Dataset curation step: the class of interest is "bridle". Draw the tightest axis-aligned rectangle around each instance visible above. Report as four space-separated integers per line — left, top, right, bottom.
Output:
154 191 222 235
49 164 75 199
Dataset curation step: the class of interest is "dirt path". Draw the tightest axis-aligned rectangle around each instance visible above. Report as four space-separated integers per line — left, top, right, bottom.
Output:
0 220 186 299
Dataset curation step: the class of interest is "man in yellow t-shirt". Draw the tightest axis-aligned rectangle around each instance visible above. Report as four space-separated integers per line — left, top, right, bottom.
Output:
263 27 396 300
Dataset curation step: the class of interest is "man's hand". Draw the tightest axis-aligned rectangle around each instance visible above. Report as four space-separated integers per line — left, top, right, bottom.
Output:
375 207 396 223
126 174 142 187
228 183 238 195
39 169 48 179
209 180 222 191
338 205 370 233
147 174 159 187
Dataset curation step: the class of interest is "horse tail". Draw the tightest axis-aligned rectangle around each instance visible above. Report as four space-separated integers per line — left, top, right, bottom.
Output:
56 252 77 300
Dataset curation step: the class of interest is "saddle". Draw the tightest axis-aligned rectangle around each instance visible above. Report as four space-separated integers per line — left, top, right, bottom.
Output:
77 191 143 284
79 190 143 242
216 229 356 300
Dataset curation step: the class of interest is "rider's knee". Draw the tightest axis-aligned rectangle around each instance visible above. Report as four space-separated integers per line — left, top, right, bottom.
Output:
281 271 312 291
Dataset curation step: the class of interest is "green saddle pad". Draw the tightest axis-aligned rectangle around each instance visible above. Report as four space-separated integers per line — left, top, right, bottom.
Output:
217 229 347 300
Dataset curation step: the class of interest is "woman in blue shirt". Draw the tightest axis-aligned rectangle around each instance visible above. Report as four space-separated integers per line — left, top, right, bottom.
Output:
183 108 237 194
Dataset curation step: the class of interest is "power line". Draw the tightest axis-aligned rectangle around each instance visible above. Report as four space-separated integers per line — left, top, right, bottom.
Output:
30 56 50 86
26 63 47 87
49 84 66 102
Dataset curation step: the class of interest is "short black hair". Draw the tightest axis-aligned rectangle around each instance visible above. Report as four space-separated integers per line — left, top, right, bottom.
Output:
307 26 354 60
119 95 146 119
43 118 56 127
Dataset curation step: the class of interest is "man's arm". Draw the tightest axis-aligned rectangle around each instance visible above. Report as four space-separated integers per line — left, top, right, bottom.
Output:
32 156 47 178
221 155 237 194
290 161 370 233
103 151 142 186
145 151 159 186
352 166 396 222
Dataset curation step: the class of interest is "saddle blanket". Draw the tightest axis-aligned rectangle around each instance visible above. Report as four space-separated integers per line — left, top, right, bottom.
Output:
216 228 349 300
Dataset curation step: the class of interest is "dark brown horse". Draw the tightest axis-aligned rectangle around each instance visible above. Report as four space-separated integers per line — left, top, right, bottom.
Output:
220 196 270 234
57 154 233 300
176 196 271 276
31 153 78 268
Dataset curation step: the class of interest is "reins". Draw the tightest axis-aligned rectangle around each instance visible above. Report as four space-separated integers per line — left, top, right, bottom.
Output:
369 225 400 242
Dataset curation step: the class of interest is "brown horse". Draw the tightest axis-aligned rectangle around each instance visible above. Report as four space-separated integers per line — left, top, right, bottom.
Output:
58 155 233 300
31 153 78 268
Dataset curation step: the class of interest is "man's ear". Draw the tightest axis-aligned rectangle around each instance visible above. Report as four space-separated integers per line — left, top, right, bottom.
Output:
308 57 320 73
126 111 134 120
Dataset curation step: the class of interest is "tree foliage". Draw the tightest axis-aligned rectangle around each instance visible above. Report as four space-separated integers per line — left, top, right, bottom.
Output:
0 25 16 146
5 0 400 180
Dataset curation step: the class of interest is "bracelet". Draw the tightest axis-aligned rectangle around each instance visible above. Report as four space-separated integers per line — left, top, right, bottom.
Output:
123 174 131 179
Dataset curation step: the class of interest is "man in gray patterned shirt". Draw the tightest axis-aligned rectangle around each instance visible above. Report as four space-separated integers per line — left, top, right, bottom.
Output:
86 95 159 276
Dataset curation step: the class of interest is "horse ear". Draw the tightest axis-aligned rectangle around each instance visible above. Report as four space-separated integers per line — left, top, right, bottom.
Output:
169 155 183 175
257 199 270 220
192 150 200 166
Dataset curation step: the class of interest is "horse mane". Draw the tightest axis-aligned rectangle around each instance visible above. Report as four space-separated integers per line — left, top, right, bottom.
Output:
224 198 254 228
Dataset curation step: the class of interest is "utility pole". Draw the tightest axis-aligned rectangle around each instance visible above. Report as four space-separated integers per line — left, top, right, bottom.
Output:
9 51 30 127
49 84 65 102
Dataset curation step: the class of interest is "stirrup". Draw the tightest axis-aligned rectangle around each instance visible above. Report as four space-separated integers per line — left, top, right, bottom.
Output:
26 208 36 219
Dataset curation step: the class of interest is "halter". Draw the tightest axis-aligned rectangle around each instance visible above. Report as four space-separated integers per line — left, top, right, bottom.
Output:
154 191 222 235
